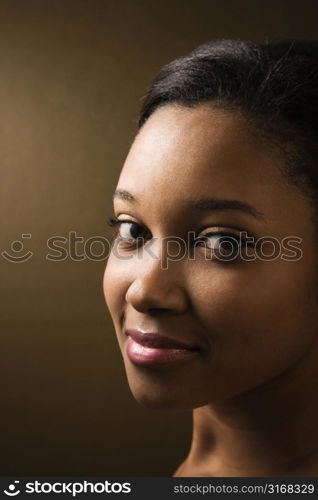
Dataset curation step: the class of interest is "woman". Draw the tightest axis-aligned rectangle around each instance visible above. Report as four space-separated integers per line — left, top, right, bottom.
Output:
103 39 318 476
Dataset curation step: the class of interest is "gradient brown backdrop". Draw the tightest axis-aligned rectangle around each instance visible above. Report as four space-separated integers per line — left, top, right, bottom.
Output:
1 0 317 476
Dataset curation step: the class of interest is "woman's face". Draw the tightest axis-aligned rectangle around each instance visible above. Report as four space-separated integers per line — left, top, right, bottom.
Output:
103 104 318 410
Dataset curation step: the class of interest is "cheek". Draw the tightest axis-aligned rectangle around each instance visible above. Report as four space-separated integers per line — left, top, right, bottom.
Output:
190 260 313 334
103 255 129 326
187 261 316 392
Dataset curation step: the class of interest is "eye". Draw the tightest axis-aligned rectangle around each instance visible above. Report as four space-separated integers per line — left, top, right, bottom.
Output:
195 230 255 262
107 216 150 245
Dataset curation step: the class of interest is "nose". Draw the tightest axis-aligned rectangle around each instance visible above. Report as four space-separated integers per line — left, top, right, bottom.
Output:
125 242 189 315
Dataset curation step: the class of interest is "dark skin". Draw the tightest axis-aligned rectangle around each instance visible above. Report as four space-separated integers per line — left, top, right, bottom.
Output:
103 104 318 476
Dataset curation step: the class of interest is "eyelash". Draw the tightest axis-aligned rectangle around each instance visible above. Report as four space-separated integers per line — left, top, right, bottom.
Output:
107 216 255 261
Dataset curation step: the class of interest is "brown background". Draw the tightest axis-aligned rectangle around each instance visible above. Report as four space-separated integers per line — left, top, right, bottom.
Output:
1 0 317 476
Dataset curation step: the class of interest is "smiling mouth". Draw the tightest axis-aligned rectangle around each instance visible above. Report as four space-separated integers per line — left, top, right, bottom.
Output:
124 329 201 366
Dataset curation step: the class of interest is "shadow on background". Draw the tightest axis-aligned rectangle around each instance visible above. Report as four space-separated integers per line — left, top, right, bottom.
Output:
1 0 317 476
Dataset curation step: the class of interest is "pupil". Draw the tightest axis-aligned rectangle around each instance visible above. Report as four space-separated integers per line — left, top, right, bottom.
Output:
219 237 235 251
130 223 142 239
214 237 240 260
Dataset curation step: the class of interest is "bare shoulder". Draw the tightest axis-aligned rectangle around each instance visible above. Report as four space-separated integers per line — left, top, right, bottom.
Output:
172 460 187 477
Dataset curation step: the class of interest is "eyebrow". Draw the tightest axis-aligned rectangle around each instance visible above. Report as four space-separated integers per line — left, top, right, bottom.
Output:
113 189 265 220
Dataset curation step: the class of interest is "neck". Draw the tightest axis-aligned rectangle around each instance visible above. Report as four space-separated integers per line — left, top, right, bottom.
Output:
178 337 318 476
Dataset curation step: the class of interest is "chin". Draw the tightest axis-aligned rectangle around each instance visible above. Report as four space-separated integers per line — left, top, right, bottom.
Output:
132 390 198 411
126 373 210 411
134 393 184 411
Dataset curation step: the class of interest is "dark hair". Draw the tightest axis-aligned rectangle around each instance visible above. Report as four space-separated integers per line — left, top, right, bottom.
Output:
138 39 318 213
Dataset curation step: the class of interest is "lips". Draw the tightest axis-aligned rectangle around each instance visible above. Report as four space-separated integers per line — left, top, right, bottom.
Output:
125 328 201 366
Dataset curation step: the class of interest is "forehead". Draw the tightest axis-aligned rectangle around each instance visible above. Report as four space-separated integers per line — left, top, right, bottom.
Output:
116 104 311 229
